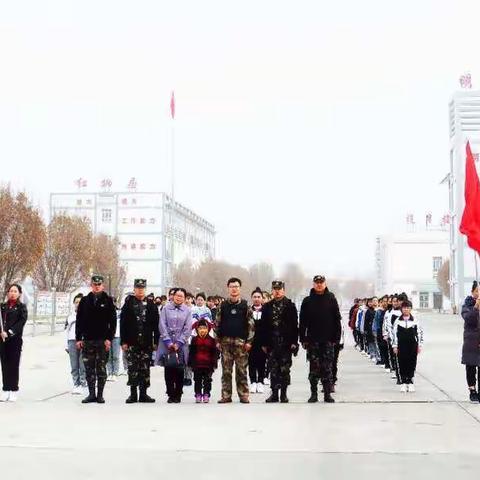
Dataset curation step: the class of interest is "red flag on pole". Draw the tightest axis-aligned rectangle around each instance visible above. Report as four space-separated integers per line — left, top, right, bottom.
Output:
170 91 175 119
460 142 480 253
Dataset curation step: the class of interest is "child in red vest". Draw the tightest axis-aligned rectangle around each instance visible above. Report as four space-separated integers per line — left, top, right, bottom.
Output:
189 318 218 403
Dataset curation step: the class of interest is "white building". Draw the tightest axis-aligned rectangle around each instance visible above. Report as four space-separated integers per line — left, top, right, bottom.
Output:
447 88 480 311
375 230 450 310
50 190 215 294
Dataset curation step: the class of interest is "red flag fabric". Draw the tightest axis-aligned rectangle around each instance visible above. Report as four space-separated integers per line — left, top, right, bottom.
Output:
460 142 480 253
170 91 175 119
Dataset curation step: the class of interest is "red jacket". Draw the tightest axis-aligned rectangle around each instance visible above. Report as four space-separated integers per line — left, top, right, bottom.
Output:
188 335 218 370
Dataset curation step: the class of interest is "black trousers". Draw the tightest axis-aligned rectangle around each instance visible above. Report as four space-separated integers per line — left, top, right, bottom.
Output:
193 368 213 395
397 342 418 384
0 336 23 392
378 338 390 368
165 366 184 398
466 365 480 389
248 346 266 383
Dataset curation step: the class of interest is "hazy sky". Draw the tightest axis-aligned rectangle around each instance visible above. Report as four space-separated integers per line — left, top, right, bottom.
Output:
0 0 478 278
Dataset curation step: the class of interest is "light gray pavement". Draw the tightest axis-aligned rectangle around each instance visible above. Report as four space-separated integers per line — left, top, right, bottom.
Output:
1 313 480 479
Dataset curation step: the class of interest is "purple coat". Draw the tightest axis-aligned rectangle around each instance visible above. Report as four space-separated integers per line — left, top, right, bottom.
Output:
155 302 192 366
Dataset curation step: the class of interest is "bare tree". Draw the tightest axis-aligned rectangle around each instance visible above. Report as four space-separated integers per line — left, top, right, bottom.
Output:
33 214 92 292
437 259 450 299
342 279 374 300
249 262 275 291
282 263 309 302
0 188 46 293
172 259 196 293
90 233 126 302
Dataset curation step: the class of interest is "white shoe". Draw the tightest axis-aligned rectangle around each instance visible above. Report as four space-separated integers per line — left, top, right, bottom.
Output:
400 384 407 393
250 383 257 394
391 372 397 379
408 384 415 392
110 375 117 382
256 383 264 394
0 391 9 402
263 378 270 386
72 385 83 395
8 392 17 402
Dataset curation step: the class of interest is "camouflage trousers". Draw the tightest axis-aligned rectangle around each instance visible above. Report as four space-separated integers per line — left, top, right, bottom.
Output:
82 340 108 385
126 346 152 388
268 347 293 389
220 337 249 400
307 342 334 387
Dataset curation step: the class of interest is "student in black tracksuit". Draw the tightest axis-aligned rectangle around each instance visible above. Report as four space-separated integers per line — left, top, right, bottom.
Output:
0 284 28 402
392 300 424 393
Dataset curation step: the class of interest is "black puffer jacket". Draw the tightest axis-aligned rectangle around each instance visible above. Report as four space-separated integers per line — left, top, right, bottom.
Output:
75 291 117 341
120 295 160 348
461 296 480 366
257 297 299 349
0 301 28 338
299 288 342 344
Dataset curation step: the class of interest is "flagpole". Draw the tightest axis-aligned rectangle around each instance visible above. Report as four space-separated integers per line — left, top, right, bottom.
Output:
170 91 175 287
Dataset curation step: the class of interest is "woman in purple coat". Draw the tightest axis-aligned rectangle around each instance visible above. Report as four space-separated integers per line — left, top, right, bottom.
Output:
155 288 192 403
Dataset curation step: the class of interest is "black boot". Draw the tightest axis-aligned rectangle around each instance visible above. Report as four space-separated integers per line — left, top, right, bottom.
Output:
82 382 97 404
323 382 335 403
265 388 279 403
139 386 155 403
96 380 106 404
308 381 318 403
126 386 138 404
280 386 289 403
469 389 479 403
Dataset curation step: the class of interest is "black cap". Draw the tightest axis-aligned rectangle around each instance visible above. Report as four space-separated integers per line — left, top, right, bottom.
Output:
91 274 104 285
313 275 326 283
272 280 285 289
134 279 147 288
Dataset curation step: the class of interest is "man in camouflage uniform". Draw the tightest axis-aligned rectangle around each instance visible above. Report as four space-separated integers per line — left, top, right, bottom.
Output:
258 281 299 403
120 279 160 403
76 275 117 404
215 277 255 404
299 275 342 403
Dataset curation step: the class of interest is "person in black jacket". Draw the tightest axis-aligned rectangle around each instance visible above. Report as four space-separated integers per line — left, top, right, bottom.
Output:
0 284 28 402
299 275 341 403
120 279 160 404
76 275 117 404
259 281 299 403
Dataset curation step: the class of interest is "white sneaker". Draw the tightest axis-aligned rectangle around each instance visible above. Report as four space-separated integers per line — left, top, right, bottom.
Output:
391 372 397 379
8 392 17 402
256 383 264 394
250 383 257 394
400 384 407 393
407 384 415 393
72 385 83 395
0 391 9 402
263 378 270 386
110 375 117 382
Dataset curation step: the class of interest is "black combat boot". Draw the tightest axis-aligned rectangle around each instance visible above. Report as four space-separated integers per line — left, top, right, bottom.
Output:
469 389 479 403
96 380 106 404
126 386 138 404
280 386 289 403
307 381 318 403
139 386 155 403
265 388 279 403
82 382 97 404
323 382 335 403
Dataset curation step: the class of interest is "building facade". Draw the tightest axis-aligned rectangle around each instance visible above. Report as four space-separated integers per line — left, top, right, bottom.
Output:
50 190 215 294
375 231 450 310
447 89 480 311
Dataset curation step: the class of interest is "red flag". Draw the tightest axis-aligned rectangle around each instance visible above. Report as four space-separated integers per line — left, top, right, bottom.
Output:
460 142 480 253
170 91 175 119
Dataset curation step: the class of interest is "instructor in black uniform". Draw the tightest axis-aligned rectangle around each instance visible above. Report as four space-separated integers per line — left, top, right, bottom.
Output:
120 279 159 404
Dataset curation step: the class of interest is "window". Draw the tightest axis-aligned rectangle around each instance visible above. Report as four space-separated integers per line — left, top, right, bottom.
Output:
102 208 112 223
433 257 443 278
419 292 429 309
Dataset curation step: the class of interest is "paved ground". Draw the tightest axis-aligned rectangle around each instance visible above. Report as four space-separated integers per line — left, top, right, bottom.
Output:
1 313 479 479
